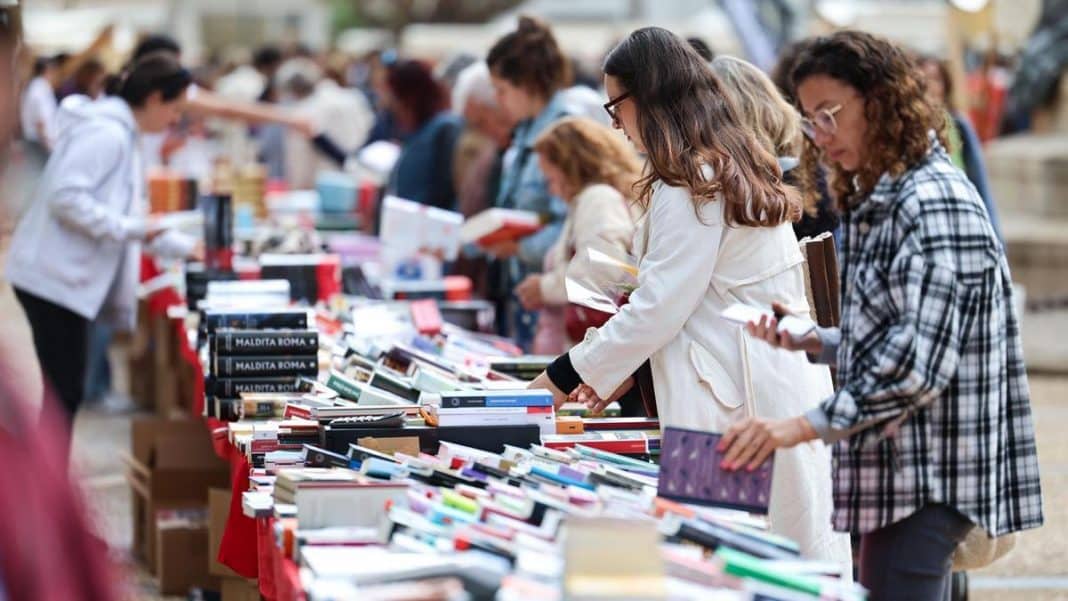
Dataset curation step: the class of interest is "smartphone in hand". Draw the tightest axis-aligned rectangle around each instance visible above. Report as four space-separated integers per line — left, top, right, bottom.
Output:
720 303 815 339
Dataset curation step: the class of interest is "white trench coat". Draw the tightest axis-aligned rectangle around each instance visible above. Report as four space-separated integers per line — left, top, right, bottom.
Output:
569 176 852 569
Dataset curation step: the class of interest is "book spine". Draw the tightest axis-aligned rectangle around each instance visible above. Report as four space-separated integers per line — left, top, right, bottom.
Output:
205 311 308 333
210 377 300 398
215 330 319 355
439 394 553 409
214 355 319 377
436 406 553 415
542 438 648 455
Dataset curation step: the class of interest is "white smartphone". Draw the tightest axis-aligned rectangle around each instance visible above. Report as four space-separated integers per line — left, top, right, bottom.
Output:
721 303 815 339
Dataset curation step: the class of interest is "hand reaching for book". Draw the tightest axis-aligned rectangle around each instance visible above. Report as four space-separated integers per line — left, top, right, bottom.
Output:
528 371 569 408
570 377 634 414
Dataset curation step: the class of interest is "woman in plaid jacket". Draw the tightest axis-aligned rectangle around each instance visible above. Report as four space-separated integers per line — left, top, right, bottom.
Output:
720 31 1043 600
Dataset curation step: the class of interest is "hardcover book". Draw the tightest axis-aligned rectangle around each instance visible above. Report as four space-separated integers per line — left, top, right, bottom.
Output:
213 355 319 377
212 329 319 355
657 427 773 515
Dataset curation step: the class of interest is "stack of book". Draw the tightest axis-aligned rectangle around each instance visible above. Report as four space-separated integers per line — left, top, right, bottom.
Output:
273 467 408 529
431 390 556 435
203 312 319 418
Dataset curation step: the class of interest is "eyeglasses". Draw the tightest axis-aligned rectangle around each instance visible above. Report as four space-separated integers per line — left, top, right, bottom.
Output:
800 101 846 140
603 91 631 124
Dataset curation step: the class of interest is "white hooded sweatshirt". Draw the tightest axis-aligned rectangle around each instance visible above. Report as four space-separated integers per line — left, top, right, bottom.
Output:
6 95 192 330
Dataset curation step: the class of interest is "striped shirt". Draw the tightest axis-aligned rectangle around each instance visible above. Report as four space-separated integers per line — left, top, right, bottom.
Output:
805 139 1044 537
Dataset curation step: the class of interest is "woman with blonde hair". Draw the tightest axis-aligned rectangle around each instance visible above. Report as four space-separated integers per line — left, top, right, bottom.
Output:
528 27 852 568
514 116 640 355
712 54 839 239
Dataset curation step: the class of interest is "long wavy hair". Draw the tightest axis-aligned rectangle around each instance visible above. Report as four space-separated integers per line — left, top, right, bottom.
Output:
532 116 642 202
711 55 802 160
791 31 947 211
603 27 800 227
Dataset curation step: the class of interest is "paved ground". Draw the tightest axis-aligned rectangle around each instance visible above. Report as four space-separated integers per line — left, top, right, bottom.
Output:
74 376 1068 601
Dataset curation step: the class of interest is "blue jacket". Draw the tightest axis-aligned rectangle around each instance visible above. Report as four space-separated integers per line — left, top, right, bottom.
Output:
387 111 462 211
495 91 578 273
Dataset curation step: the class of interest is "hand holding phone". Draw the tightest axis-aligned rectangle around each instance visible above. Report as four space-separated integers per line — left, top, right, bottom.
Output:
721 302 822 354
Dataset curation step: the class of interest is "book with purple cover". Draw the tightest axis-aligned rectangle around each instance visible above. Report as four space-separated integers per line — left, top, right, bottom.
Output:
657 427 773 515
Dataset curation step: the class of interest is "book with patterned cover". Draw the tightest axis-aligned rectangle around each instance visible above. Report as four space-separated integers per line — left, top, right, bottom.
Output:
657 427 773 515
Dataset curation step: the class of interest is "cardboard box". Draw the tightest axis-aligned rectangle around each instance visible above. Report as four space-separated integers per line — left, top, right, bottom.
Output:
221 577 261 601
128 300 157 410
124 416 230 573
156 510 219 595
209 488 240 578
152 312 181 416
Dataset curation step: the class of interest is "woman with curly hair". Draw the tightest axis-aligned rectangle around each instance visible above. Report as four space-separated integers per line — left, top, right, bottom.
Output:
514 116 639 355
720 31 1043 599
529 27 852 568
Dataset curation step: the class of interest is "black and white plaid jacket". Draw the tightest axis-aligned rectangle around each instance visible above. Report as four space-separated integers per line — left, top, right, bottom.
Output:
806 140 1044 537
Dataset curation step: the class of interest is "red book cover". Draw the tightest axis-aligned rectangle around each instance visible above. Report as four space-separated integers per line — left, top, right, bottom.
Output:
460 208 542 247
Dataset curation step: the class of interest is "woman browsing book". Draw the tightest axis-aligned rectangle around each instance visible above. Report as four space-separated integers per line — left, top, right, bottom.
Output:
485 16 585 349
718 32 1043 599
528 27 850 568
514 116 639 355
6 52 199 422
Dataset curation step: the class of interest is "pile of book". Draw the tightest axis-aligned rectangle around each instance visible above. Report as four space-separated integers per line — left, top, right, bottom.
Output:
428 390 556 435
237 439 864 600
202 308 319 419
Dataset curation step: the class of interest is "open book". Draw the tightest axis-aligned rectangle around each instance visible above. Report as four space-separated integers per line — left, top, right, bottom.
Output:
460 208 543 246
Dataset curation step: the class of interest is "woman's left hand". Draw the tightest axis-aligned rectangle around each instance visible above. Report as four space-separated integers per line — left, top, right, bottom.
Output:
528 370 569 408
516 275 545 311
717 416 818 471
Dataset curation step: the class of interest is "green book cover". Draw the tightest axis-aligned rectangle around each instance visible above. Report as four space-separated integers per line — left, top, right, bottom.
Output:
326 370 363 401
715 547 864 599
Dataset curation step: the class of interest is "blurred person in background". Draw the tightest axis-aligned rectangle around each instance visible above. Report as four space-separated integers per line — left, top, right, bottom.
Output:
712 54 839 239
451 61 515 217
486 15 582 350
277 56 373 189
129 34 316 168
64 57 109 100
517 116 639 355
688 36 716 62
0 6 123 597
449 60 516 301
6 52 199 426
720 32 1042 599
919 54 1002 244
20 54 63 151
382 59 462 210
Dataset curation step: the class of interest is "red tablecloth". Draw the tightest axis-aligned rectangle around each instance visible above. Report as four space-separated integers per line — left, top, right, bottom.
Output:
142 255 260 580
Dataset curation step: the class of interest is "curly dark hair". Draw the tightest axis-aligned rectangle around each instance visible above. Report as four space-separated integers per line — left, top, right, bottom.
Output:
486 15 572 100
604 27 800 227
791 31 946 212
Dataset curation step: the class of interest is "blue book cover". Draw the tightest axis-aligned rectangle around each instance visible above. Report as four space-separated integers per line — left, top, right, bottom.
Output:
439 390 553 408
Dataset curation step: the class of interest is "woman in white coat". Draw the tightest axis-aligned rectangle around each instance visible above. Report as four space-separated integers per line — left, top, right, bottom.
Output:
529 28 852 568
6 52 195 422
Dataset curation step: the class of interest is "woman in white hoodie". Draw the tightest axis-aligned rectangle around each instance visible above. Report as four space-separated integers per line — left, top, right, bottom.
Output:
6 51 195 421
528 28 852 568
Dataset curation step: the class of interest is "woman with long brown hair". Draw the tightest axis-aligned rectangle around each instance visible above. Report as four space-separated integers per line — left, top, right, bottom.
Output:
528 27 851 567
514 116 640 355
720 31 1043 599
